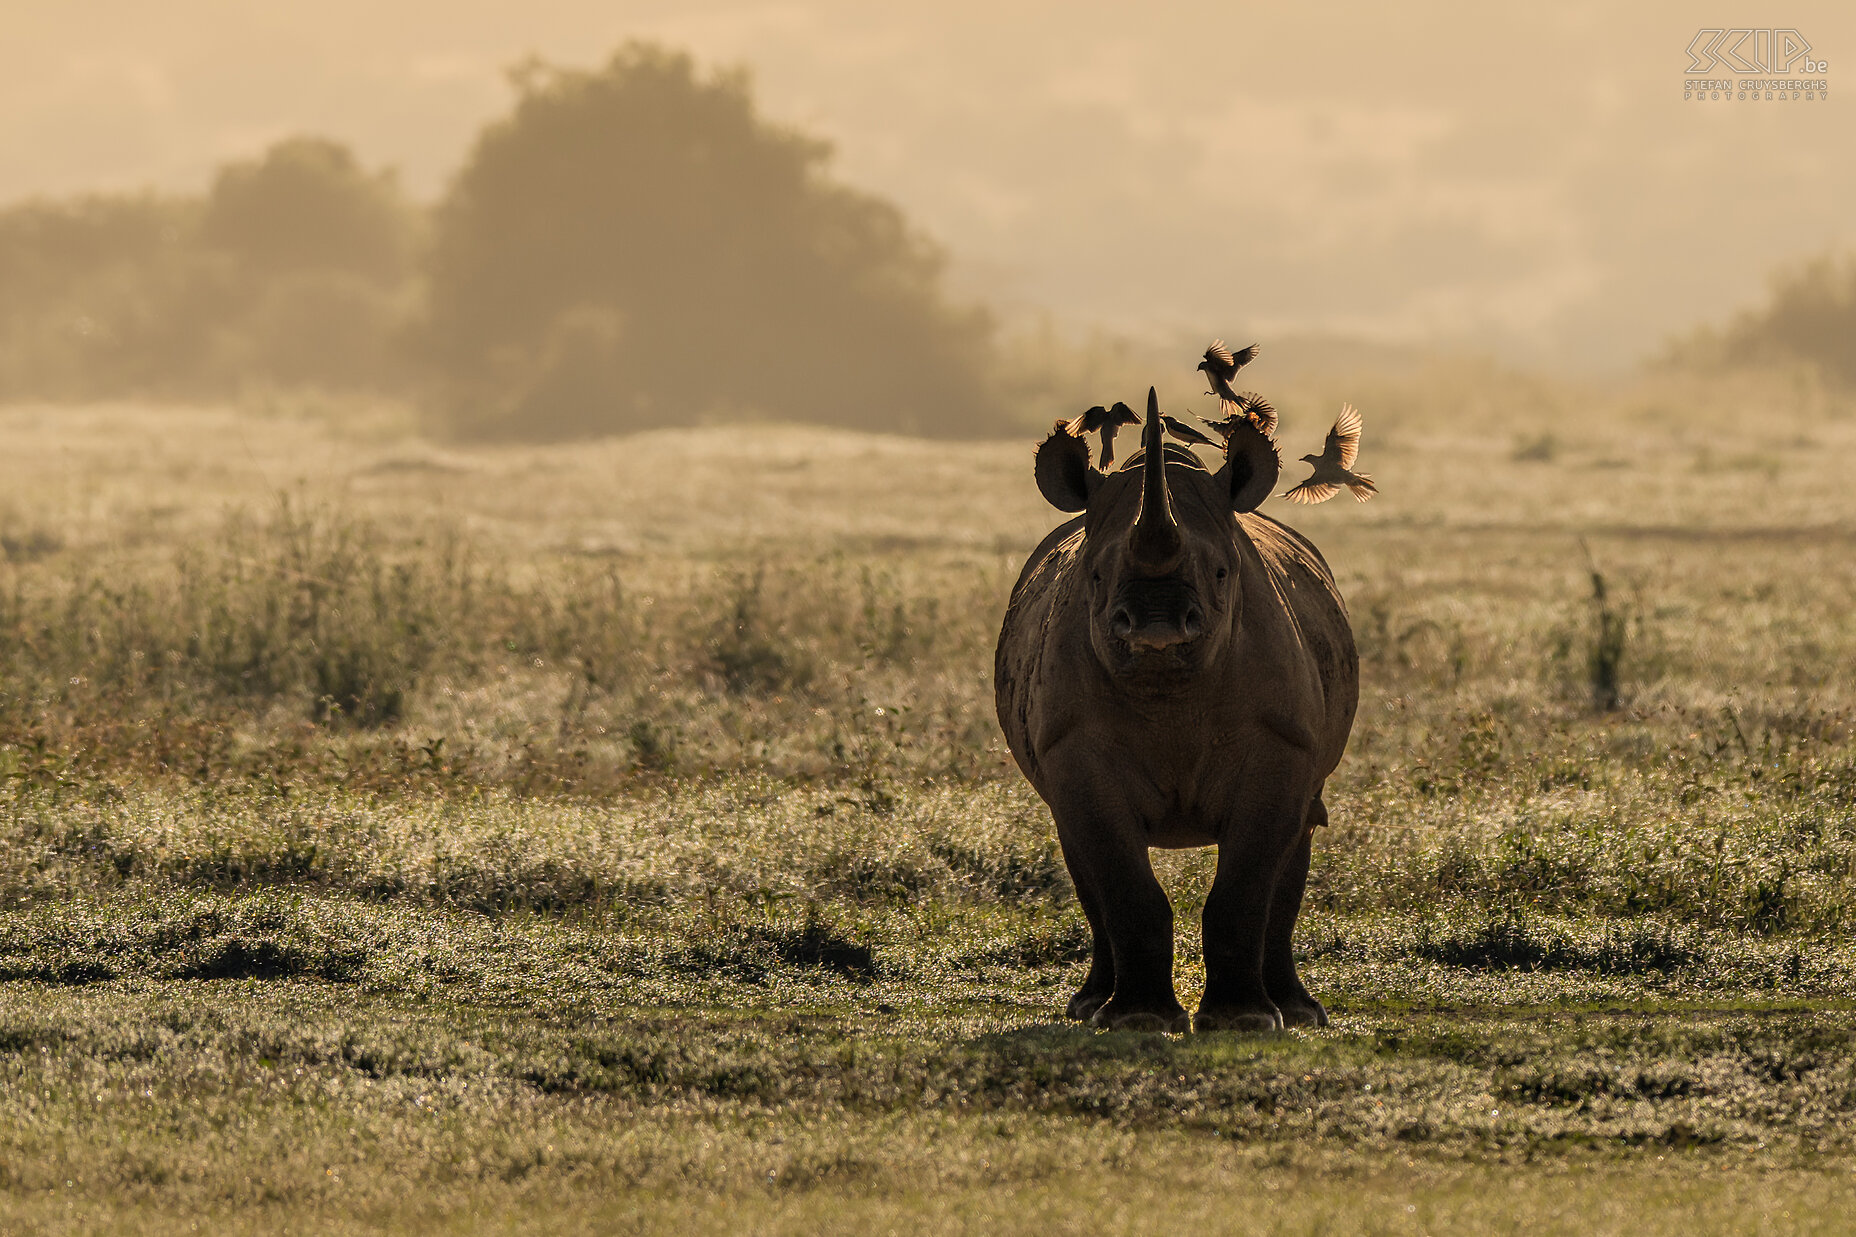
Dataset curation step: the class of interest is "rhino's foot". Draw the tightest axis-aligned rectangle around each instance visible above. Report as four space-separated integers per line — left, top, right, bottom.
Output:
1265 976 1329 1028
1064 987 1112 1022
1275 996 1328 1028
1089 998 1191 1033
1193 1001 1284 1034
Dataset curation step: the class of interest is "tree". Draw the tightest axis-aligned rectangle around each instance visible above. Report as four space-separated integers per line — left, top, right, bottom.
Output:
1734 256 1856 386
0 192 231 399
202 137 417 285
197 137 420 391
1678 254 1856 387
0 137 418 399
420 43 1004 439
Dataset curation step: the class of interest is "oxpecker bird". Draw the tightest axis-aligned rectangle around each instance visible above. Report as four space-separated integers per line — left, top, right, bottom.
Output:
1159 413 1218 448
1197 340 1260 404
1066 401 1142 468
1206 393 1278 439
1283 404 1376 504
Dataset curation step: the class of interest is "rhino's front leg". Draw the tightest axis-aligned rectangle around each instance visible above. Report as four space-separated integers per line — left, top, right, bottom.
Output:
1061 865 1115 1022
1263 797 1328 1028
1051 799 1188 1033
1197 781 1311 1033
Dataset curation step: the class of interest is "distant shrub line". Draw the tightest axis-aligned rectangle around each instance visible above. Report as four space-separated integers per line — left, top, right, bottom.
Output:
0 44 1008 438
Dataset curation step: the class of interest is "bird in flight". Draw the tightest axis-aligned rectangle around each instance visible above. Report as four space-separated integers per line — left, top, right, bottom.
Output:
1196 340 1260 404
1066 401 1141 467
1283 404 1376 504
1159 413 1217 447
1205 392 1278 439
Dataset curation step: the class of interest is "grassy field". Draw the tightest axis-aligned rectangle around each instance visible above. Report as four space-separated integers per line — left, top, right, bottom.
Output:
4 359 1856 1233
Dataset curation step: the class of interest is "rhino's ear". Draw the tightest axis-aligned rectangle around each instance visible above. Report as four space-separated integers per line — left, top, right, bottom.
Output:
1216 417 1280 513
1034 424 1103 512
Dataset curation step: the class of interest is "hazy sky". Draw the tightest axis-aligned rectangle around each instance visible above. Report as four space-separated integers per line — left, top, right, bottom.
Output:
7 2 1852 367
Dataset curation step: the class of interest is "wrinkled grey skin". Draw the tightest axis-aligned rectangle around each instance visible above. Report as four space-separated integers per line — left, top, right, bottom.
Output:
995 390 1358 1032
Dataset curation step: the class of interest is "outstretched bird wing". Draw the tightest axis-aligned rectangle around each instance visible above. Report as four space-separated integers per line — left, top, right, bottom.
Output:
1206 395 1277 442
1200 339 1260 378
1233 393 1277 437
1325 404 1362 469
1066 405 1108 436
1282 477 1341 505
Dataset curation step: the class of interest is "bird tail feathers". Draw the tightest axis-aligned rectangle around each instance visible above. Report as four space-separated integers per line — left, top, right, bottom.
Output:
1346 473 1377 502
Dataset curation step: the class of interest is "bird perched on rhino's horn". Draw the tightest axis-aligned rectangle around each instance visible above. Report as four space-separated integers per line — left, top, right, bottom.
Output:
1159 413 1217 448
1065 401 1141 468
1197 340 1260 404
1207 393 1278 440
1283 404 1377 504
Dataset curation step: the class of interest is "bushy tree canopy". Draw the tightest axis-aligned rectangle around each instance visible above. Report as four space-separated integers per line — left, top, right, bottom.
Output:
0 137 417 399
421 43 1004 438
1720 256 1856 386
0 193 209 398
203 136 417 284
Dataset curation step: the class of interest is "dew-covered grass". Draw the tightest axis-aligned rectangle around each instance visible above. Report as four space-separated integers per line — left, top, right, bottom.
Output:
4 363 1856 1231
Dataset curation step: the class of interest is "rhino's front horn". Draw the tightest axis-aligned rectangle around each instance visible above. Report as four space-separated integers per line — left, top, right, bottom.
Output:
1126 387 1184 576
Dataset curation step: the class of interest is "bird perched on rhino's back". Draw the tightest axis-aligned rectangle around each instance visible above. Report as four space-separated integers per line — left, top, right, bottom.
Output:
1066 402 1142 468
1283 404 1376 504
1197 339 1259 404
1207 393 1278 440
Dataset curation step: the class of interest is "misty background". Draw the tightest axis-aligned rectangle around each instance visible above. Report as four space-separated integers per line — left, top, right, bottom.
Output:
2 1 1852 436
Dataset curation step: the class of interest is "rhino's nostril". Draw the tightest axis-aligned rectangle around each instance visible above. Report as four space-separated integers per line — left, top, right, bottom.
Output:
1181 607 1203 639
1109 608 1134 638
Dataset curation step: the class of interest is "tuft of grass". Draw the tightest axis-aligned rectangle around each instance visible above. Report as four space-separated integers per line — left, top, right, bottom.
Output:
1512 432 1556 462
703 571 813 696
1412 912 1704 975
1583 560 1631 713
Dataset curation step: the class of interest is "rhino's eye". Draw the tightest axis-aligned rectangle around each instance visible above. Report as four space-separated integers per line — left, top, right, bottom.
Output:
1092 570 1102 584
1216 568 1229 582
